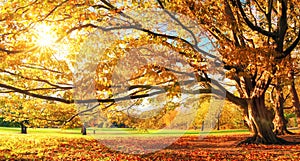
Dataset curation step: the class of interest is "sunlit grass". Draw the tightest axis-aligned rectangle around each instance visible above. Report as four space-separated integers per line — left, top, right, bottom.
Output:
2 127 299 138
2 127 298 137
0 127 250 137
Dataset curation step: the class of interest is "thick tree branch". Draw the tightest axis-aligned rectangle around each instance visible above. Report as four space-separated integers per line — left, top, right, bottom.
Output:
157 0 198 45
253 0 267 14
266 0 273 43
99 0 134 20
276 0 288 52
0 82 165 104
280 30 300 58
0 46 38 54
0 87 61 93
92 4 110 10
0 69 72 89
58 23 220 61
0 83 74 104
235 0 277 39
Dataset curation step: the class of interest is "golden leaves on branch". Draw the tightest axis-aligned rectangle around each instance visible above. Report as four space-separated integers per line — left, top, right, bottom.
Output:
94 36 185 98
222 44 295 86
222 47 280 77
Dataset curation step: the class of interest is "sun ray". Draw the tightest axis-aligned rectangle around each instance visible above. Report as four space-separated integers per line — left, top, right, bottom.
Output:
34 23 57 48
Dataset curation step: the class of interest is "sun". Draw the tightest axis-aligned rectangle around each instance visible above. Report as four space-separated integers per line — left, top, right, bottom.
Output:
34 23 57 47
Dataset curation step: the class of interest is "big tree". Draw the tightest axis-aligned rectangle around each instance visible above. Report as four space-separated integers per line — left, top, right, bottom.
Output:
0 0 299 144
164 0 300 143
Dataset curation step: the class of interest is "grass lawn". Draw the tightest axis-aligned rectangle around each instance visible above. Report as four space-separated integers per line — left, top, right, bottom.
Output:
0 127 300 160
0 127 251 137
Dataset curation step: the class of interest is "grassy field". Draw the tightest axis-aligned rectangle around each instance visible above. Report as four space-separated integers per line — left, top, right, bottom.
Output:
0 127 250 136
1 127 300 160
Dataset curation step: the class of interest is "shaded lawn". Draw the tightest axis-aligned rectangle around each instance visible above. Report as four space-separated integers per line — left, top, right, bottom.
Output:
0 128 300 160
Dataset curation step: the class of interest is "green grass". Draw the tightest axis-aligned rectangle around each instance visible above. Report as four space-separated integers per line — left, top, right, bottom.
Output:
0 127 250 137
0 127 21 133
2 127 299 138
0 127 85 138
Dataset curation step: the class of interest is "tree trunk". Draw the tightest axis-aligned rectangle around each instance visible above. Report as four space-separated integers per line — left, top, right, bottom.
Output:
241 96 286 144
201 121 204 131
21 123 27 134
288 70 300 128
81 125 87 135
217 114 220 130
272 84 292 135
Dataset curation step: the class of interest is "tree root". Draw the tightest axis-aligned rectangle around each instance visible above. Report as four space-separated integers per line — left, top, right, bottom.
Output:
274 128 296 135
283 129 296 135
237 136 296 146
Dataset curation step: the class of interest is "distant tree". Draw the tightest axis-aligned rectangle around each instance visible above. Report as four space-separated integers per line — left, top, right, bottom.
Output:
0 95 81 134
